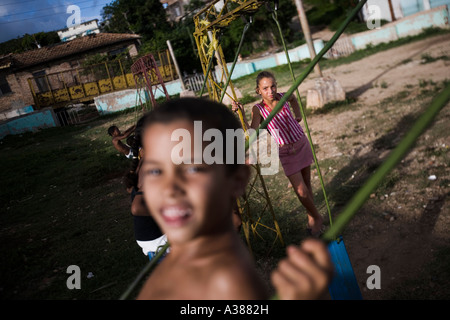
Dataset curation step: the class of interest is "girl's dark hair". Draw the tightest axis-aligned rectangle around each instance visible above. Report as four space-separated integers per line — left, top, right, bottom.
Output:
255 71 276 90
139 97 244 172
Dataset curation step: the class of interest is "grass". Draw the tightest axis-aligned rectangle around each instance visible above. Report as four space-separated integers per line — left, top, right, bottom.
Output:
420 53 449 64
0 113 144 299
312 97 358 115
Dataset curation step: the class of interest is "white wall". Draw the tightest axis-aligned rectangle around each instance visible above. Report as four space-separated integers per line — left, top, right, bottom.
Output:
58 20 100 42
361 0 405 21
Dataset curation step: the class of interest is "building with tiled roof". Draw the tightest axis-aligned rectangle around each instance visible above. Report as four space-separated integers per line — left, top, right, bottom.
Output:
10 33 141 70
0 33 141 118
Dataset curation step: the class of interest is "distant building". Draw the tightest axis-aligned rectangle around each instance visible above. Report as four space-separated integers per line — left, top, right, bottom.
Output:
160 0 189 22
0 33 141 118
360 0 450 22
57 19 101 42
160 0 213 22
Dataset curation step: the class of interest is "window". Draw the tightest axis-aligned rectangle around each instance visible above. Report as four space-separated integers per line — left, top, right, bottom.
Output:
32 70 49 93
0 73 12 96
108 47 127 59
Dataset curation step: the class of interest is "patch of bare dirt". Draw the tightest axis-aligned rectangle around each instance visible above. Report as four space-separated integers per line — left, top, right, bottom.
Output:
282 33 450 105
282 34 450 299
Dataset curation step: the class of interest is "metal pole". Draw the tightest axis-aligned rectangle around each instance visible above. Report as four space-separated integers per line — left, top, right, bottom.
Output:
219 21 251 103
388 0 396 21
208 31 224 78
294 0 322 77
166 40 186 90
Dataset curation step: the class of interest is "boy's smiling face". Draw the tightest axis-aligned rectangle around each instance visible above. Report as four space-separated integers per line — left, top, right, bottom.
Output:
141 119 246 245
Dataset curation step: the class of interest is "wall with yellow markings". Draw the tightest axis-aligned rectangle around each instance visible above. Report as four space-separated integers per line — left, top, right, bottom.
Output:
28 54 177 109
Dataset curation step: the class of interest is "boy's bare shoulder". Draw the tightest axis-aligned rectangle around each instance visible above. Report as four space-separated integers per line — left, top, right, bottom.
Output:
205 254 268 299
138 254 266 300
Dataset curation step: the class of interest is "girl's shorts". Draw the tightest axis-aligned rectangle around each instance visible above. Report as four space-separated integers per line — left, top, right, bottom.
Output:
278 134 313 177
136 234 168 256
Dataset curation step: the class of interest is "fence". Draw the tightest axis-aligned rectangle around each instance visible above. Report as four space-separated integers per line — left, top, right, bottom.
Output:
54 103 100 126
183 71 218 92
324 36 356 59
27 50 178 109
54 107 80 126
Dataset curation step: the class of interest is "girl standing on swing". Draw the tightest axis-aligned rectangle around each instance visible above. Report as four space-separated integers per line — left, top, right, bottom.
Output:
232 71 324 237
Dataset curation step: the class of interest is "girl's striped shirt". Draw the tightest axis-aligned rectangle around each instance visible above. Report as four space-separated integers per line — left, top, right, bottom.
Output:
255 93 304 146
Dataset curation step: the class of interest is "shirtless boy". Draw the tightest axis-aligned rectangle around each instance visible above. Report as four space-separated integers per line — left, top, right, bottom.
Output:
136 98 332 300
108 124 136 159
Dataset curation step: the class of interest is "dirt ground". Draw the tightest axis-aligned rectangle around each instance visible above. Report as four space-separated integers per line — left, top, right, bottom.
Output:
278 33 450 299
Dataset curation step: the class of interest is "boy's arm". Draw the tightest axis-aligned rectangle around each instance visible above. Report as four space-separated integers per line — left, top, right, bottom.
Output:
117 125 136 140
111 137 130 155
271 239 333 300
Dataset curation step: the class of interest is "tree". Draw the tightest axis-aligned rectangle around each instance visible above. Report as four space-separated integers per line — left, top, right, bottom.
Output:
101 0 171 42
101 0 132 34
99 0 299 74
304 0 363 28
210 0 298 59
0 31 60 55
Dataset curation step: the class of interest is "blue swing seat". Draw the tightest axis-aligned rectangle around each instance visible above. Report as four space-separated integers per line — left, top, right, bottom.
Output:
327 235 363 300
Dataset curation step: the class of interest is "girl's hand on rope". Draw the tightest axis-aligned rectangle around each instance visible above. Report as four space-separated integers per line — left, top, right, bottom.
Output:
271 239 333 300
231 101 243 113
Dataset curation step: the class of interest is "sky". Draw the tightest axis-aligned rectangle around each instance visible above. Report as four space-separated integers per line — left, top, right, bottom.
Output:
0 0 113 43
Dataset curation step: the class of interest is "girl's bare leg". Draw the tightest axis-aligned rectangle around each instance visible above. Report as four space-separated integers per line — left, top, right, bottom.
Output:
288 166 323 235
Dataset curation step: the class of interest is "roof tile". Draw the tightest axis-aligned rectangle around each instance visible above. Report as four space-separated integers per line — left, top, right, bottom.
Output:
11 33 141 69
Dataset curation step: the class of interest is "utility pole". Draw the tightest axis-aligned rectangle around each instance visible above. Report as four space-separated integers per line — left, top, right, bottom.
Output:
294 0 322 77
166 40 186 91
294 0 346 109
387 0 396 21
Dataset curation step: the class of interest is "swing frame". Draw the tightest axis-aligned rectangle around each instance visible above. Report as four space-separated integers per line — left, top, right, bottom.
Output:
193 1 286 254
